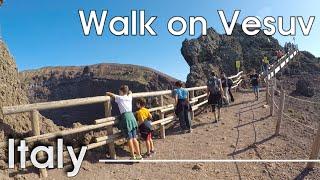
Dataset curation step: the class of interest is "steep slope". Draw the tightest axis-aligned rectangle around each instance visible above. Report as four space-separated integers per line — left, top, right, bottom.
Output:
181 24 282 87
0 41 59 163
20 64 178 127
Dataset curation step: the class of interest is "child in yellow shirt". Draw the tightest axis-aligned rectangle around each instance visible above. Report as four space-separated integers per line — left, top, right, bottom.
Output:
136 98 155 157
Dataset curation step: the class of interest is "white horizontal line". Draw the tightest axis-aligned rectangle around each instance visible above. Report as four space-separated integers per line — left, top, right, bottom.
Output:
99 159 320 163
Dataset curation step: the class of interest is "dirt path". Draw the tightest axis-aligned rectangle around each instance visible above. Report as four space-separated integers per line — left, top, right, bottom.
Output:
12 92 320 179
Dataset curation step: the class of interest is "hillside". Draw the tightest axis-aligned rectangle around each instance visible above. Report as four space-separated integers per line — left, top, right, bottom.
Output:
181 24 282 87
0 41 60 169
20 64 178 127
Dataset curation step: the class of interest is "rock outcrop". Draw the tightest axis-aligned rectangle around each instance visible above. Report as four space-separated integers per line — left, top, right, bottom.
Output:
181 24 282 87
20 64 178 127
0 41 60 162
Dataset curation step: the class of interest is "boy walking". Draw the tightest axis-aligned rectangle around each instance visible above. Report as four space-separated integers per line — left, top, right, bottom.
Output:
250 69 260 100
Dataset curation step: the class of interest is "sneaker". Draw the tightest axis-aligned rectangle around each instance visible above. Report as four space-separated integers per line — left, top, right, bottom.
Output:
143 153 152 158
150 150 156 155
136 155 143 160
188 129 193 133
129 156 136 160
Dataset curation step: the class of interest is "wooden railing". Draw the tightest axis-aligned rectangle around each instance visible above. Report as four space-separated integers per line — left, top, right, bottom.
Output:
264 50 299 80
1 72 244 177
266 78 320 169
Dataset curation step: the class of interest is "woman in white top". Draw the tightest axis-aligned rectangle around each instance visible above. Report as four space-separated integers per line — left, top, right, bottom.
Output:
106 85 142 160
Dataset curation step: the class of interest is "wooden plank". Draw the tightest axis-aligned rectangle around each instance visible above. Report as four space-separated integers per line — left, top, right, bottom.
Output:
228 71 243 79
95 133 122 143
186 86 207 91
132 90 172 98
190 93 207 102
3 96 110 115
193 100 208 109
151 116 174 126
160 106 174 113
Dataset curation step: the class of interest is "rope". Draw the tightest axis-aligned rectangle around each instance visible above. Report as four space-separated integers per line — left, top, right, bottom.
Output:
282 112 317 132
285 94 320 106
274 89 281 94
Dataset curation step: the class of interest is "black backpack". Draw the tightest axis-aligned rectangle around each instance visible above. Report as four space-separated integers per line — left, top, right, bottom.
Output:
227 78 233 88
207 77 220 94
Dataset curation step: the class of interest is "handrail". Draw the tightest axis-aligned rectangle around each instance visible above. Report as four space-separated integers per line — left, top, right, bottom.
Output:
2 96 110 115
265 50 298 80
2 72 242 115
229 71 243 79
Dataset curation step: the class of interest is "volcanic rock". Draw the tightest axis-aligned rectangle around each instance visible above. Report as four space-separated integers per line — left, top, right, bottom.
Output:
181 24 282 87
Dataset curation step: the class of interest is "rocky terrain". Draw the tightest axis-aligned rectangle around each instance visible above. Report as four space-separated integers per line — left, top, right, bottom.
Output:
0 41 60 169
20 64 178 127
19 92 320 180
181 24 283 87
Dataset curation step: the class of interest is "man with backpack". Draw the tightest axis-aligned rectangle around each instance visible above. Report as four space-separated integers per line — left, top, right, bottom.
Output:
207 71 224 123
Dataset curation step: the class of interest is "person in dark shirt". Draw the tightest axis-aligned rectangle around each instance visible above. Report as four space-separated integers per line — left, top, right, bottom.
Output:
249 69 260 100
207 71 224 123
220 72 230 105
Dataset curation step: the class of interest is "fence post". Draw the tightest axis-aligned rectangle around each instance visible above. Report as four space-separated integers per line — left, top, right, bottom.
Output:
189 90 195 120
274 78 277 92
270 79 275 116
159 95 166 139
275 87 285 135
31 110 48 178
104 96 116 159
307 121 320 169
266 79 270 104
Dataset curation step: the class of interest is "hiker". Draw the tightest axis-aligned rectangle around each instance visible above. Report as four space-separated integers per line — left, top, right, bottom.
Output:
173 81 192 133
136 98 155 158
249 69 260 100
106 85 143 160
262 56 269 75
207 71 224 123
220 72 230 105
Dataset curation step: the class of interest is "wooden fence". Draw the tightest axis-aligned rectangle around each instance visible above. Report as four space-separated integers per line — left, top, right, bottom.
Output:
1 72 243 177
266 78 320 169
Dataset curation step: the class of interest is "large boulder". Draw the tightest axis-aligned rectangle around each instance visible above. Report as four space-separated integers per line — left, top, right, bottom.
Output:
294 78 315 97
181 24 282 87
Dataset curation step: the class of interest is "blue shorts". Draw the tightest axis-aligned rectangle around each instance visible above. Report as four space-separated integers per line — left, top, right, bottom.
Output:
127 129 137 140
253 85 260 93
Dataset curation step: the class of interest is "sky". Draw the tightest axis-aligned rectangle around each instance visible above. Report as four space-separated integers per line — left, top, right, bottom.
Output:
0 0 319 81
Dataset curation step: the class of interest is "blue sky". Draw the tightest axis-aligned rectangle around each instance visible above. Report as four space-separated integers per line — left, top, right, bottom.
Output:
0 0 319 80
